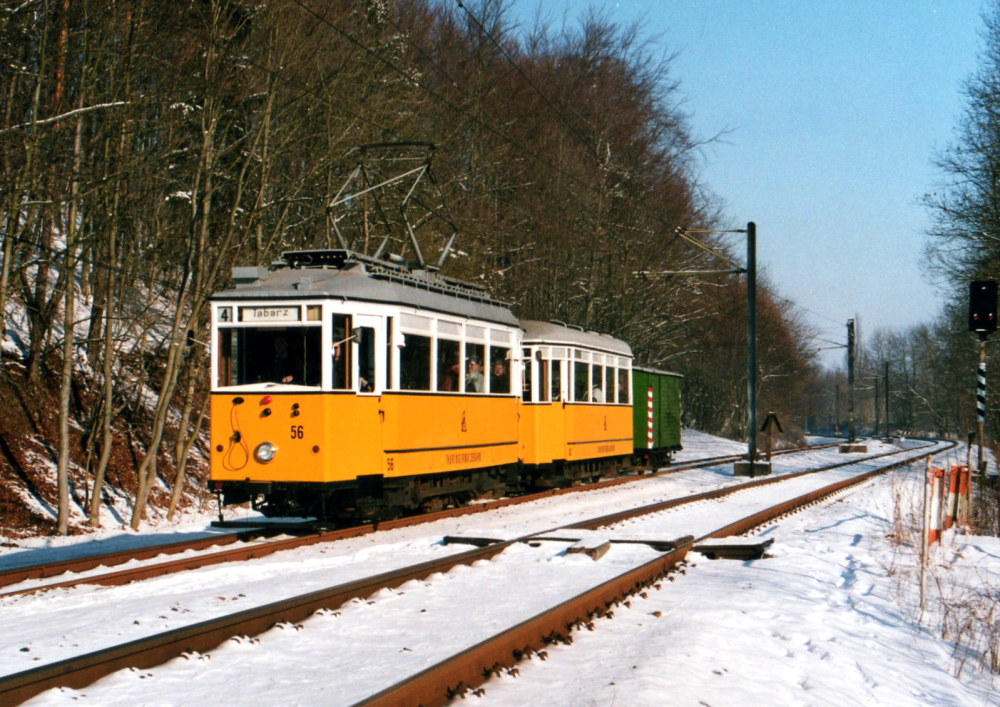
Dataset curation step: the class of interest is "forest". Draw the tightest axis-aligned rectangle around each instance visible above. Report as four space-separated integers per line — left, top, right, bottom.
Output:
4 0 982 537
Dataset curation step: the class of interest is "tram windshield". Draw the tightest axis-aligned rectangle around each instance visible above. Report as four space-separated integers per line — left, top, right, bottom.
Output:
217 327 322 387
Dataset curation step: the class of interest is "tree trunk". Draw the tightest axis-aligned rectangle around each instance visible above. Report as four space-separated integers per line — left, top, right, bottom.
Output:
88 190 119 527
168 375 209 521
56 78 86 535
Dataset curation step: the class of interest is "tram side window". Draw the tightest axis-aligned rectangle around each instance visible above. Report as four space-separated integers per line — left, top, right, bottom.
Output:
218 330 233 387
619 368 630 404
358 327 375 392
219 327 321 386
606 366 616 403
591 365 605 402
385 318 394 389
540 359 550 402
303 330 322 385
331 315 352 390
489 347 510 394
400 334 431 390
438 339 461 391
465 343 485 393
573 361 589 402
522 349 532 402
551 359 562 401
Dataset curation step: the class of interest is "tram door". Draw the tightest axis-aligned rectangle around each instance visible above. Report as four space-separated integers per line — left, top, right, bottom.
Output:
347 314 385 477
352 314 385 394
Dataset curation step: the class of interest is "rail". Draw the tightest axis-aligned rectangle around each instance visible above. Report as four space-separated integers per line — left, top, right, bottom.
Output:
0 440 952 706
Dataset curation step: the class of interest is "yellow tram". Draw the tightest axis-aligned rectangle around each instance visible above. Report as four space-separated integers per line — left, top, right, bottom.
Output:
209 249 633 520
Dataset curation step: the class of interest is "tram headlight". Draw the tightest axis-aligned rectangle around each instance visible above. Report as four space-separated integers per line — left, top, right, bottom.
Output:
254 442 278 463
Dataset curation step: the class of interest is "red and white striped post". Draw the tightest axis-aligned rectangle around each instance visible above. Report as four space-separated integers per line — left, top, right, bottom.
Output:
928 467 946 545
957 465 972 528
647 386 654 450
945 466 961 530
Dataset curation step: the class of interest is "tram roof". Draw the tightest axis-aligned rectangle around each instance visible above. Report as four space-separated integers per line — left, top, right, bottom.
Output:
520 319 632 357
633 365 683 379
212 249 519 327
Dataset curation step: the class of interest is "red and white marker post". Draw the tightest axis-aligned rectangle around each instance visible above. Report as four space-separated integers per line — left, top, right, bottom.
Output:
647 385 654 450
927 466 946 545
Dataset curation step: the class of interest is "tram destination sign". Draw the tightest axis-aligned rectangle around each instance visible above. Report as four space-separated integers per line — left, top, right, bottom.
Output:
240 306 301 323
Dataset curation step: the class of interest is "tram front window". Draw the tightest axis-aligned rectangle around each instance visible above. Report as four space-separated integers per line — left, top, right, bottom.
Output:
218 327 322 387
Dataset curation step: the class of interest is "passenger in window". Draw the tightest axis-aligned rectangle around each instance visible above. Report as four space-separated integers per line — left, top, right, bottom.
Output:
355 327 376 392
359 365 374 392
618 369 630 404
491 360 509 394
265 336 297 384
466 356 484 392
439 360 459 391
331 342 344 386
305 355 321 386
590 385 605 403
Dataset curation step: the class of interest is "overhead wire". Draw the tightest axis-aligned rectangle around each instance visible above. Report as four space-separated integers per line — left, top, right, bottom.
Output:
286 0 595 196
450 0 740 269
772 291 845 327
3 8 415 322
287 0 741 270
170 0 742 277
10 2 790 332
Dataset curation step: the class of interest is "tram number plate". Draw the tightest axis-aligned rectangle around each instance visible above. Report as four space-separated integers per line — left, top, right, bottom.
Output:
241 306 300 322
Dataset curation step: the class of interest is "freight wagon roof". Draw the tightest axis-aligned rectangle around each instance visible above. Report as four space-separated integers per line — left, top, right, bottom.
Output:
211 250 519 327
520 320 632 357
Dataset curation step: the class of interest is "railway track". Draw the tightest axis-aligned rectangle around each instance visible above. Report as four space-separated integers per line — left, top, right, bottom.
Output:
0 439 881 599
361 443 951 707
0 440 951 706
659 438 845 471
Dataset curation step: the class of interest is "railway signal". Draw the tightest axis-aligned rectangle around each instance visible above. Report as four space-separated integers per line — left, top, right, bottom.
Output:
968 280 997 481
969 280 998 334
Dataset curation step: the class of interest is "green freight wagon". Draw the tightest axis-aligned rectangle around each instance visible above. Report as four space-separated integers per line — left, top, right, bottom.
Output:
632 366 683 467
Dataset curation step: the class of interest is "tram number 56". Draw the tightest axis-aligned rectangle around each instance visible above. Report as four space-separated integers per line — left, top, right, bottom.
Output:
290 425 305 439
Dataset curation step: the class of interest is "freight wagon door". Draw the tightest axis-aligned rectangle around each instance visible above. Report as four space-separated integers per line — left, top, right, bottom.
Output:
632 370 652 451
658 375 681 449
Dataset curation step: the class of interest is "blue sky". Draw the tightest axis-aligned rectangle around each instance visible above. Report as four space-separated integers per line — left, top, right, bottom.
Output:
510 1 986 366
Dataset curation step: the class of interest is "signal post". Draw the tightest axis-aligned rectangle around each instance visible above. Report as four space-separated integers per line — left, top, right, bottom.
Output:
969 281 998 483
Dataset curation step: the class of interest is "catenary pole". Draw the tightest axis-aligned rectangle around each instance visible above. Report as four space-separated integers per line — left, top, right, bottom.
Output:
747 222 758 463
847 319 856 442
874 376 880 437
884 361 890 437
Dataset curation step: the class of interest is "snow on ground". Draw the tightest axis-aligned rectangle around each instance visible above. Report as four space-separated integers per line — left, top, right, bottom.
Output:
476 470 1000 707
672 428 750 460
4 432 999 706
